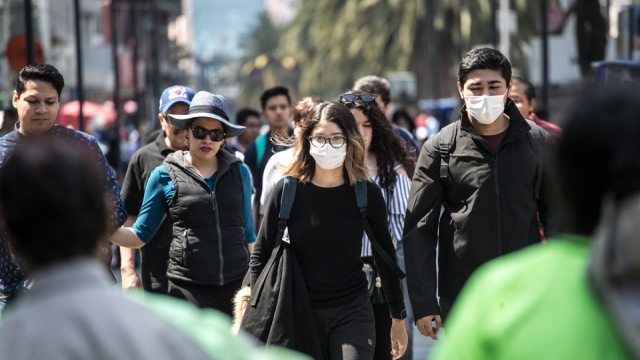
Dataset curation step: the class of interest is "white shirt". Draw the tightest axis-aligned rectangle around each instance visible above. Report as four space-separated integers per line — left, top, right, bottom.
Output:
259 148 295 215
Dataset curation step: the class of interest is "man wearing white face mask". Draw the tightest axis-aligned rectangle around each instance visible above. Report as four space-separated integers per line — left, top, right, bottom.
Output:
403 48 560 340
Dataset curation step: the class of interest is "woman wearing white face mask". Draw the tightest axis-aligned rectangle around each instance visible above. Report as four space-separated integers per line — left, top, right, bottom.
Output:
250 102 408 360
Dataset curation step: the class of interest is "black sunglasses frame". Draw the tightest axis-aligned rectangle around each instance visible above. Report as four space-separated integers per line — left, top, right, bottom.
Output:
190 127 226 142
339 93 377 103
308 135 347 149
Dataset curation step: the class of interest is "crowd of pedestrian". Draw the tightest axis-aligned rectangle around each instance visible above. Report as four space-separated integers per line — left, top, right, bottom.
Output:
0 45 639 360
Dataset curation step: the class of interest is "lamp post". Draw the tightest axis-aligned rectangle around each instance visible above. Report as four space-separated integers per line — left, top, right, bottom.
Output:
541 0 549 114
25 0 35 65
73 0 84 132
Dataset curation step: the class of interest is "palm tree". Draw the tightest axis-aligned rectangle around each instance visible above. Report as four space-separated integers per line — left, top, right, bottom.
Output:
282 0 423 98
236 12 299 108
283 0 548 100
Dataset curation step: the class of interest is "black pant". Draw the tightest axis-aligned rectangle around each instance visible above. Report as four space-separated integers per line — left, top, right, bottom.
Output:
167 278 242 317
372 299 392 360
312 290 376 360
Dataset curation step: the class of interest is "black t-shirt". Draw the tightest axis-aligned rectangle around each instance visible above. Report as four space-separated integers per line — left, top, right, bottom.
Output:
251 179 404 314
121 132 175 292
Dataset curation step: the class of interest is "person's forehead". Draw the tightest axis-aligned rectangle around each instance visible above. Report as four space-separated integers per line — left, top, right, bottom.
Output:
246 115 261 123
509 82 526 97
265 95 290 108
313 119 343 134
464 69 506 86
21 80 57 98
192 117 224 129
350 108 367 122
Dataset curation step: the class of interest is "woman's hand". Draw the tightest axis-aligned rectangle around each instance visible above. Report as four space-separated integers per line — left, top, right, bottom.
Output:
390 318 408 359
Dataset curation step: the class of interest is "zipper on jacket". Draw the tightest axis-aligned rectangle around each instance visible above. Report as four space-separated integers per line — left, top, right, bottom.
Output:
211 192 224 285
493 157 503 256
182 230 189 267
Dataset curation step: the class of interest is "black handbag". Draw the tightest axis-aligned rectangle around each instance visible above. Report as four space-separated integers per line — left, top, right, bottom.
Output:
362 186 396 304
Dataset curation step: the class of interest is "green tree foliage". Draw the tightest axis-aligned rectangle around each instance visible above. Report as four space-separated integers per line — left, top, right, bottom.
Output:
236 12 299 108
282 0 424 98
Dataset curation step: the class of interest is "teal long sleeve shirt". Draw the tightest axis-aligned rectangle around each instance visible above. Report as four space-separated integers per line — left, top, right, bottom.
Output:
132 163 256 244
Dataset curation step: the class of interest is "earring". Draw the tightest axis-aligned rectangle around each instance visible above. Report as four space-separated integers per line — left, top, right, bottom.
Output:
221 141 226 149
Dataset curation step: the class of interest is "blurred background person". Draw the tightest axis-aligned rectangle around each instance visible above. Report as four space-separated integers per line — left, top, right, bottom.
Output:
244 86 294 228
0 141 305 360
228 108 261 154
510 75 562 144
391 109 417 140
341 91 416 360
259 96 323 221
119 85 194 294
0 107 18 138
354 76 419 160
430 89 640 360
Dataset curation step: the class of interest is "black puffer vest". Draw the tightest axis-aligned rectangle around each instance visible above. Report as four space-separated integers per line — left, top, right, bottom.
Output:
164 150 249 285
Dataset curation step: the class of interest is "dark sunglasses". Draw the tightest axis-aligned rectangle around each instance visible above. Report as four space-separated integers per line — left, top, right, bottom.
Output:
339 93 377 103
190 127 225 141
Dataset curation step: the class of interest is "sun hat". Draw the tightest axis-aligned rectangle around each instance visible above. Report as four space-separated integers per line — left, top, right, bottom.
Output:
167 92 245 138
158 85 195 113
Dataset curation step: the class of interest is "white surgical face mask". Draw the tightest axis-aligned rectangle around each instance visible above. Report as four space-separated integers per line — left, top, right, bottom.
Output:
464 88 508 124
309 141 347 170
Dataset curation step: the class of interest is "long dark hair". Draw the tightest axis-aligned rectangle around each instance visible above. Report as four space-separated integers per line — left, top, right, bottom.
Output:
282 102 368 186
339 90 415 189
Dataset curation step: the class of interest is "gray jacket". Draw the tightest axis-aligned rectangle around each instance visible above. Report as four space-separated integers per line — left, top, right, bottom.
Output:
0 259 214 360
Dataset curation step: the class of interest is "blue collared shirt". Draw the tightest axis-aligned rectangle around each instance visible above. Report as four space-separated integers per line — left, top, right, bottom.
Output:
0 124 127 294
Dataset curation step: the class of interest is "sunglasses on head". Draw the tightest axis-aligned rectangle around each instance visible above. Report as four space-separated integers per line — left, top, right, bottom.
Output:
339 93 377 103
190 127 225 141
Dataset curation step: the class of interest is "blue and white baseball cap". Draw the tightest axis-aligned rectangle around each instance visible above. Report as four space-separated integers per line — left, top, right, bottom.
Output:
158 85 195 113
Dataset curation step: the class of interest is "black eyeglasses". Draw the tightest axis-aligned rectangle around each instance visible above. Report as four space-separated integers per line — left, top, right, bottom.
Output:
339 93 377 103
308 136 347 148
191 127 225 142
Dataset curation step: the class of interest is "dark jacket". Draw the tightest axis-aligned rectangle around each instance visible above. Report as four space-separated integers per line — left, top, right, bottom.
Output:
121 132 175 292
403 100 560 320
241 241 322 359
164 150 250 285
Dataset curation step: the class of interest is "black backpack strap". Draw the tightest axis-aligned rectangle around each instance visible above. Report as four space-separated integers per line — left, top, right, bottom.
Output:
250 176 297 306
354 180 405 280
439 123 458 183
526 129 544 200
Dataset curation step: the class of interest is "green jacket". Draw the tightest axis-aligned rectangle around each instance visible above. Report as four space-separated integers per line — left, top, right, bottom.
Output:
431 235 632 360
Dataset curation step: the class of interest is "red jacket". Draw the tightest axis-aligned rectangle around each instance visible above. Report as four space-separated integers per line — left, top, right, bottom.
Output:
530 113 562 242
530 113 562 145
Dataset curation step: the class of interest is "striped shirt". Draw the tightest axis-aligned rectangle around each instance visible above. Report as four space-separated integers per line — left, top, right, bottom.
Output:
361 166 411 257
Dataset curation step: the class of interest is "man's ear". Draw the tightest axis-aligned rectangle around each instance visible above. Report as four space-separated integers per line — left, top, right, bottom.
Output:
12 90 19 108
457 82 464 99
530 99 537 112
158 113 165 125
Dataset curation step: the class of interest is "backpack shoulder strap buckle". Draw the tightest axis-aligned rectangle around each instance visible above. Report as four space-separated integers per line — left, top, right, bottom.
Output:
277 219 288 232
439 123 458 181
